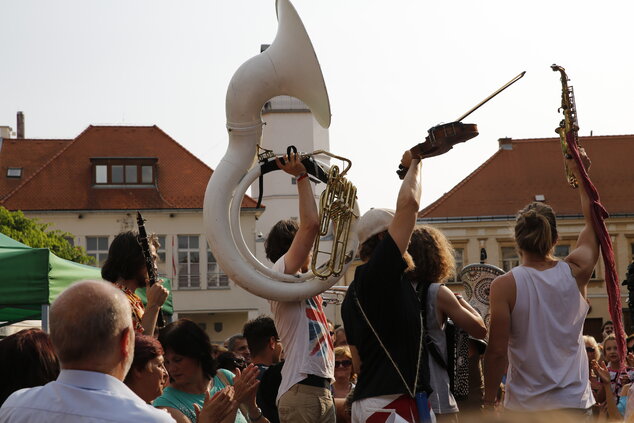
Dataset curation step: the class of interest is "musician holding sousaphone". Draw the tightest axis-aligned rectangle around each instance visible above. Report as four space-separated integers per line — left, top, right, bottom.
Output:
265 151 336 423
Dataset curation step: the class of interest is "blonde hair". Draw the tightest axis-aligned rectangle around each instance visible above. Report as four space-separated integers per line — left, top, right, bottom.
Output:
515 202 558 258
407 225 456 285
583 335 600 362
334 346 356 382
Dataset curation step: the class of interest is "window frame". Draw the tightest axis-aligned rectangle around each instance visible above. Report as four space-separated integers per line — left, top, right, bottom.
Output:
447 242 467 285
86 236 109 267
90 157 157 187
6 167 22 178
499 244 520 272
207 243 229 289
177 235 201 289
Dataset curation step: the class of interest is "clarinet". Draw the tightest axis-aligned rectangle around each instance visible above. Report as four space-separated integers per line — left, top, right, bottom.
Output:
136 211 165 329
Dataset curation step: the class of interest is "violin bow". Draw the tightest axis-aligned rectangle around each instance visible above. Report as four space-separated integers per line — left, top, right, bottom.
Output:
455 71 526 122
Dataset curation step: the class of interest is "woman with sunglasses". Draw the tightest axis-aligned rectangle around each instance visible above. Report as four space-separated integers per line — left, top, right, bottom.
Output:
332 346 356 423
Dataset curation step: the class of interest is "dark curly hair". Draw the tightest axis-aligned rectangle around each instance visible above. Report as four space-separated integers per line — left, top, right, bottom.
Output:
515 202 558 258
101 231 145 282
358 231 386 262
406 226 455 287
265 219 299 263
158 319 218 380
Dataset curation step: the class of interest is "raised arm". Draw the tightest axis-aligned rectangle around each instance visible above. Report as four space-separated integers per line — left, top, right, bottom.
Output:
388 151 422 254
436 285 487 339
564 150 600 289
275 152 320 274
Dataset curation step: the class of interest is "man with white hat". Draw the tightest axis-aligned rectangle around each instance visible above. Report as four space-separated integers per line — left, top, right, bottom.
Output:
341 151 433 423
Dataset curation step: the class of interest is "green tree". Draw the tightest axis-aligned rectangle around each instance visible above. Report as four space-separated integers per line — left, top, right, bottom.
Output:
0 207 95 265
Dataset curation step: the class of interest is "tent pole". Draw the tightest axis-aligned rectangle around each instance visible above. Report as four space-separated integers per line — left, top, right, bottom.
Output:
41 305 50 333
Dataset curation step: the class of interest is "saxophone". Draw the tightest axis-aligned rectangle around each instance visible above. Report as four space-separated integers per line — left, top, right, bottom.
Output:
551 64 579 188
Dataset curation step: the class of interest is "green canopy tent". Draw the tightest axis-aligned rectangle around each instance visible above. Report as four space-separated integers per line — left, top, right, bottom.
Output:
0 233 173 330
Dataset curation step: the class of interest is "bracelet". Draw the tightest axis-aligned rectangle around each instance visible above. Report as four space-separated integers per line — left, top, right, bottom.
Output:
248 408 263 422
296 172 308 183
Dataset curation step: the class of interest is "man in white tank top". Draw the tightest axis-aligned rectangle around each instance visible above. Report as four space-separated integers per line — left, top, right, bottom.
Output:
483 153 599 414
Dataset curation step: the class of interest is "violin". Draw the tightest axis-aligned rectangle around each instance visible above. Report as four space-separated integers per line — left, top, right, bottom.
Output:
397 122 479 178
396 71 526 179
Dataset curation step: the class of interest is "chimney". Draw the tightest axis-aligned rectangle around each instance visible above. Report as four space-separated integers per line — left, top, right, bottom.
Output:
498 137 513 150
17 111 24 139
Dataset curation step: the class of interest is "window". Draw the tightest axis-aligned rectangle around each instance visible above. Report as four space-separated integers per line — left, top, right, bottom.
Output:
95 165 107 183
554 244 570 259
91 158 157 186
207 247 229 288
156 235 167 277
178 235 200 289
6 168 22 178
501 247 519 272
86 236 109 266
448 247 464 284
291 177 297 185
142 166 153 183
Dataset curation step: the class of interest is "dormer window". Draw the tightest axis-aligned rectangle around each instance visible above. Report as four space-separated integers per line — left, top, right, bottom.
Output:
91 158 157 187
6 167 22 178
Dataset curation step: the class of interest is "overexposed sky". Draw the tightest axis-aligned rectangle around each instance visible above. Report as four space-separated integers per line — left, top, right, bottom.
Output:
1 1 633 213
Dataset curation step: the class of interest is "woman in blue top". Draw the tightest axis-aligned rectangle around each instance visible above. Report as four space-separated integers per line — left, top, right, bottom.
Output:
154 319 267 423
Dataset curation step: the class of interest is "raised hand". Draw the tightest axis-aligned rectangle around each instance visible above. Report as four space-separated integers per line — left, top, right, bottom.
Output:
275 152 307 177
592 359 611 385
146 279 169 309
194 388 238 423
232 364 260 404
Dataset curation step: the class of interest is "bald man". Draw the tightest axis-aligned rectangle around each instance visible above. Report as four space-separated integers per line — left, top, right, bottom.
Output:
0 280 174 422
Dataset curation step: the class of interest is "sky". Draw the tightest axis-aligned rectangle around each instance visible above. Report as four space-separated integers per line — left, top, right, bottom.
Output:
1 0 633 213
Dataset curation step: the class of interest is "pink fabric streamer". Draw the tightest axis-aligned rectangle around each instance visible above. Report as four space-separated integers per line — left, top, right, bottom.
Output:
566 132 625 363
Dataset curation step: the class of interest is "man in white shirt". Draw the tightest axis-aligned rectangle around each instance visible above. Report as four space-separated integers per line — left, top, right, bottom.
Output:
265 151 335 423
0 280 175 423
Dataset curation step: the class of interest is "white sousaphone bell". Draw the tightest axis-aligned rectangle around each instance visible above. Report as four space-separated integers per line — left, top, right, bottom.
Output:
203 0 359 302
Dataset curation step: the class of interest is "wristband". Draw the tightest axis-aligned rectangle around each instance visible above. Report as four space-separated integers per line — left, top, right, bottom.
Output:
296 172 308 183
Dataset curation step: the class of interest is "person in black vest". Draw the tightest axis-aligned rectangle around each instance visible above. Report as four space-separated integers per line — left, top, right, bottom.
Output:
341 150 432 423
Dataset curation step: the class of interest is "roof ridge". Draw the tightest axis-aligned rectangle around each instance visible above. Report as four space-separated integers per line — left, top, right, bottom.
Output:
4 138 72 142
419 148 504 217
0 126 94 203
509 134 634 142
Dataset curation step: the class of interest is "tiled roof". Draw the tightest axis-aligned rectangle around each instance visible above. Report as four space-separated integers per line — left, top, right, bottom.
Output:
419 135 634 218
0 138 72 199
0 125 260 211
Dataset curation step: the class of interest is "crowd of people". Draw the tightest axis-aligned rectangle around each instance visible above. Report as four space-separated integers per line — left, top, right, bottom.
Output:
0 148 629 423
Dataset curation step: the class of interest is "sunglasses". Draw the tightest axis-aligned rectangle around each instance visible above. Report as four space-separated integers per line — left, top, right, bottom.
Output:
335 359 352 368
586 347 596 353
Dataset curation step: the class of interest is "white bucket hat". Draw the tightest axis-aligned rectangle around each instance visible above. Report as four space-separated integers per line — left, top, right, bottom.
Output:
356 208 395 245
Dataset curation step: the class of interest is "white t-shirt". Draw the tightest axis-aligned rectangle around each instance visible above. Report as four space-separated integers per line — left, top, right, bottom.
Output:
270 255 334 403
